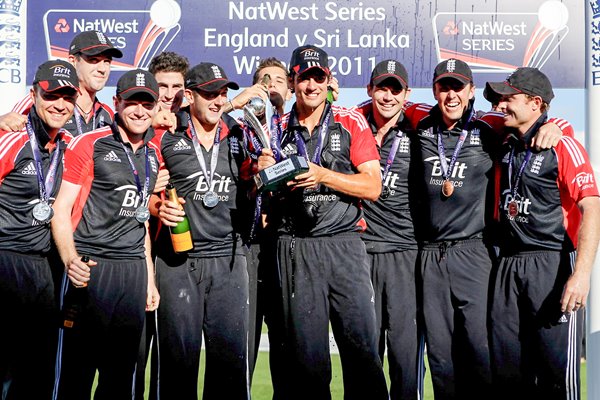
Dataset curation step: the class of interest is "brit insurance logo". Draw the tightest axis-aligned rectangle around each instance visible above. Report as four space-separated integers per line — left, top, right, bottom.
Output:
432 1 569 73
43 0 181 71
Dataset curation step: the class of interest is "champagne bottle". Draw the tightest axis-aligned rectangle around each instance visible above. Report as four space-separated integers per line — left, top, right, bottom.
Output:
62 255 89 329
166 182 193 253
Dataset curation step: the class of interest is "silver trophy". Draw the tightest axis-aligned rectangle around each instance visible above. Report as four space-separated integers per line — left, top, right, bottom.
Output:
244 75 309 192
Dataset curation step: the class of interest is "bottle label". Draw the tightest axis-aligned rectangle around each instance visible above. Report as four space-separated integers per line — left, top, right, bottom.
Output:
171 231 193 253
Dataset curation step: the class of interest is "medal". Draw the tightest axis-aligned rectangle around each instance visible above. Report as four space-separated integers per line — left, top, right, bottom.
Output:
203 190 219 208
33 202 53 222
135 205 150 223
508 200 519 217
442 179 454 198
380 186 391 200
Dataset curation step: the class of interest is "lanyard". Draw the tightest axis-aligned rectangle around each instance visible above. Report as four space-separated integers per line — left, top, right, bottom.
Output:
119 141 150 206
508 147 532 199
188 116 221 191
270 109 283 162
436 110 473 180
293 108 332 166
73 106 96 136
25 117 63 203
381 130 404 183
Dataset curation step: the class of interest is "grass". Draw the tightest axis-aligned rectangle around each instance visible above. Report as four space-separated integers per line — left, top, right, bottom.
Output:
208 352 587 400
97 344 589 399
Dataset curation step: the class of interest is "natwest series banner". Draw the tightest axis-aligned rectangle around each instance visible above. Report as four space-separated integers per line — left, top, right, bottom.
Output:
28 0 583 88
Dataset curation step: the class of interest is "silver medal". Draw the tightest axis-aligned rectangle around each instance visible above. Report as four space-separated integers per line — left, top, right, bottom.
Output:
33 202 53 222
203 191 219 208
135 205 150 223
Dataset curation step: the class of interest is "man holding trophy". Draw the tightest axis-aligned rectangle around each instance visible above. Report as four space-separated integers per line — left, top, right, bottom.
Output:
257 45 388 399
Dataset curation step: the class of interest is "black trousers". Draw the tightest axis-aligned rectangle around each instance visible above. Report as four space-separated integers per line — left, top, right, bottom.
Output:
155 254 249 400
490 250 582 400
368 249 425 400
54 257 147 400
419 238 494 400
0 250 57 400
277 233 388 400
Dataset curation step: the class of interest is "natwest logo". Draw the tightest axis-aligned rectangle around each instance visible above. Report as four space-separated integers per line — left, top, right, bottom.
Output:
54 18 69 33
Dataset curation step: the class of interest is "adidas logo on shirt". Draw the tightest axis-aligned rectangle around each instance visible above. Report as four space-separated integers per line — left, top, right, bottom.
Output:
104 151 122 162
173 139 191 151
21 161 37 175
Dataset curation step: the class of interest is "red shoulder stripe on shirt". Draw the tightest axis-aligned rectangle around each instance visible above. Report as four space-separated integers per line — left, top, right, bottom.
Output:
11 95 32 115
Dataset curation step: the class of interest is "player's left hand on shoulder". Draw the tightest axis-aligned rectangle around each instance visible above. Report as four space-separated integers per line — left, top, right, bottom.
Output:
532 122 562 150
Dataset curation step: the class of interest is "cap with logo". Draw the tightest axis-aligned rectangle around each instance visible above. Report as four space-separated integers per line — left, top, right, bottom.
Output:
289 45 330 76
370 59 409 89
484 67 554 104
433 58 473 85
69 30 123 59
116 69 159 101
185 63 240 92
33 60 79 92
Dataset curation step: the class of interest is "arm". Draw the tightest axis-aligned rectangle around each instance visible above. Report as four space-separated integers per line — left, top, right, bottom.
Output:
0 112 27 132
144 222 160 311
561 195 600 313
290 159 382 201
51 180 97 287
223 83 269 114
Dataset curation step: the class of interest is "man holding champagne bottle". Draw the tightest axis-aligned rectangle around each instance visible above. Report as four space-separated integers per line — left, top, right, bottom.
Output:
151 62 254 400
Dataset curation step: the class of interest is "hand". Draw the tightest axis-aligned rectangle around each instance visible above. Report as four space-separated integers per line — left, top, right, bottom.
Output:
158 198 186 227
289 162 327 189
560 271 590 313
146 282 160 311
0 112 27 132
231 83 270 111
66 256 97 287
153 166 170 194
152 109 178 133
258 148 276 172
531 122 562 150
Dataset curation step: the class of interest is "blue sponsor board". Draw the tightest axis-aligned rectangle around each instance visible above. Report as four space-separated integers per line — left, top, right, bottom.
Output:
28 0 584 88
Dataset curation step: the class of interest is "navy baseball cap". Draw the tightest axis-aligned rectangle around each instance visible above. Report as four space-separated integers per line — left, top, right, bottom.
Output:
116 69 159 101
289 45 330 76
33 60 79 93
185 62 239 92
370 59 409 89
69 30 123 59
433 58 472 85
484 67 555 104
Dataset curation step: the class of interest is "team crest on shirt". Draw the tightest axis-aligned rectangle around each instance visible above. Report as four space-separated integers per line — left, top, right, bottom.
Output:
172 138 191 151
104 151 122 163
330 132 341 152
469 128 480 145
21 161 37 175
229 136 240 154
530 154 544 174
399 136 410 153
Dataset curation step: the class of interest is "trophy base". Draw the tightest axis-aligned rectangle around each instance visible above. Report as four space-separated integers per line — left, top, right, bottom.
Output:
254 155 310 193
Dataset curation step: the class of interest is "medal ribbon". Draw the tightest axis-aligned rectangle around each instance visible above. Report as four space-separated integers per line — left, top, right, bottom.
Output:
381 130 403 184
112 122 151 208
73 105 96 137
508 147 532 200
270 109 283 162
293 106 332 166
25 117 63 203
436 110 473 181
188 115 221 194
